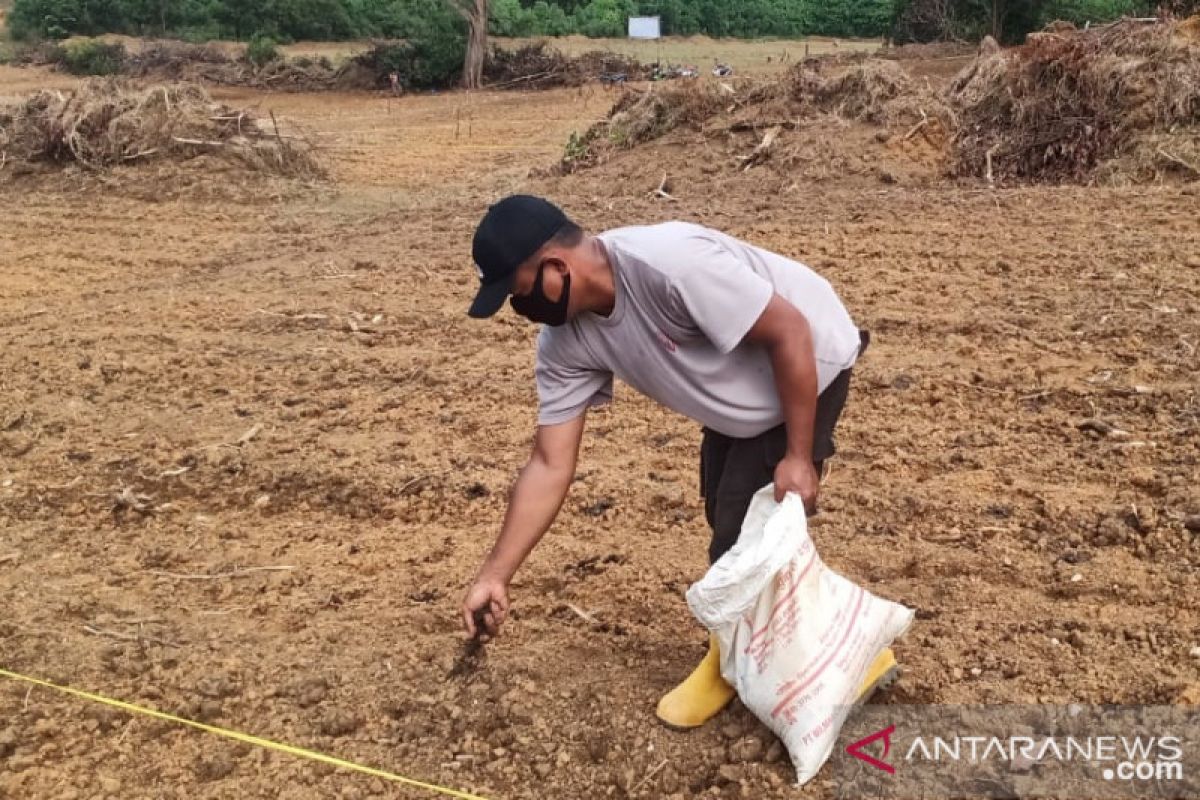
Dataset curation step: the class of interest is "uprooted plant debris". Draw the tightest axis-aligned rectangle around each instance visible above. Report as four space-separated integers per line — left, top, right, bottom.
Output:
0 79 322 177
559 81 732 172
559 58 949 173
949 16 1200 183
130 41 376 92
15 39 379 92
483 42 650 90
16 37 652 93
128 41 377 92
560 16 1200 185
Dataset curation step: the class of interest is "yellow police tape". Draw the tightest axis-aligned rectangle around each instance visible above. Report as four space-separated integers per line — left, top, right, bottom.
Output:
0 668 490 800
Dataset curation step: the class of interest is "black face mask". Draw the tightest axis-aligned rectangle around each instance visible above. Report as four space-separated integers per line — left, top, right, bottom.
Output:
510 263 570 327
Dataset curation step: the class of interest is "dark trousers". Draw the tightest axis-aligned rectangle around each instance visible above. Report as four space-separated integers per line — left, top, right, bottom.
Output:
700 333 865 564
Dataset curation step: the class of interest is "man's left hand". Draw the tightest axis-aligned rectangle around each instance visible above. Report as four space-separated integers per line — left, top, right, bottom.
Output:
773 454 819 513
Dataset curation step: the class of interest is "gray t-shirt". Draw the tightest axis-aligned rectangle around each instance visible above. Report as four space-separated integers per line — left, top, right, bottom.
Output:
535 221 861 438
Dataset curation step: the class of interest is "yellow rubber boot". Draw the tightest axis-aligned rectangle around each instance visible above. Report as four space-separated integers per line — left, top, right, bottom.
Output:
656 643 898 729
856 647 899 704
656 634 735 729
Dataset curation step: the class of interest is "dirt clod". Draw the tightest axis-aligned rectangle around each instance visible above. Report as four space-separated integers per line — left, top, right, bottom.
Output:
194 756 235 782
729 735 765 762
317 709 362 737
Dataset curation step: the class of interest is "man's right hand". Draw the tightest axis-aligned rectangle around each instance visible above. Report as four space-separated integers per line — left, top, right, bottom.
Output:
458 415 586 641
461 575 509 639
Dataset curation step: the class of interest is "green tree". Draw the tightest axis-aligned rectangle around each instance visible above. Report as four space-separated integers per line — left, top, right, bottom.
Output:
528 0 571 34
274 0 356 39
572 0 633 37
9 0 126 39
214 0 269 38
442 0 487 88
810 0 893 37
490 0 536 35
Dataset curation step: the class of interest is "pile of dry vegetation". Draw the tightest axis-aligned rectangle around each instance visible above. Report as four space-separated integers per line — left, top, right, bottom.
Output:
12 37 653 93
0 79 321 177
949 16 1200 183
560 58 949 173
560 16 1200 186
483 42 649 89
128 41 375 92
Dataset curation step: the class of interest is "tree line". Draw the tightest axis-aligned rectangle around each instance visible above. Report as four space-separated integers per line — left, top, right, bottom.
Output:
7 0 1175 45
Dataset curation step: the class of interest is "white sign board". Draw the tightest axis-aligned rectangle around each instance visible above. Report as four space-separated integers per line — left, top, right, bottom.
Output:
628 16 661 39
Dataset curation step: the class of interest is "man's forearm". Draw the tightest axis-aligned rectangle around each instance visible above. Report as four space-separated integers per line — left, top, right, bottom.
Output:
768 330 819 462
476 456 574 583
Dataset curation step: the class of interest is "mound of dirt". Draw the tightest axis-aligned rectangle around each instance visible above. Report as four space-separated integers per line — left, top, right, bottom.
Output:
0 79 322 177
484 42 649 90
948 17 1200 183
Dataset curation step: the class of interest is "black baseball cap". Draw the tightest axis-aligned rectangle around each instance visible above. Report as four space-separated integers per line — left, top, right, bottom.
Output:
468 195 569 318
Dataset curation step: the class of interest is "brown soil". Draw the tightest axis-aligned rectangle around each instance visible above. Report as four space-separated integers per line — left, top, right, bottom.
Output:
2 55 1199 800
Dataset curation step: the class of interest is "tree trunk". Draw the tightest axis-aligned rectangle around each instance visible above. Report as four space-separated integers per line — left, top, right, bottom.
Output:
461 0 488 90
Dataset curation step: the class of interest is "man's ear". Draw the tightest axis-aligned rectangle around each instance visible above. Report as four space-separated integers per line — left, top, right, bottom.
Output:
543 256 569 276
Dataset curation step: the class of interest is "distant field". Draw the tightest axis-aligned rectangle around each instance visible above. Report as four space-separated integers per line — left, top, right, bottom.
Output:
497 34 883 73
275 35 885 74
197 34 883 74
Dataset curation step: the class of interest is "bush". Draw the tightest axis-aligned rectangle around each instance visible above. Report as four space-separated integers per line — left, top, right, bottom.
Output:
60 39 127 75
527 1 572 36
246 34 280 66
573 0 634 37
357 33 464 88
